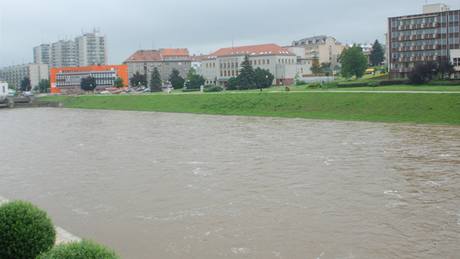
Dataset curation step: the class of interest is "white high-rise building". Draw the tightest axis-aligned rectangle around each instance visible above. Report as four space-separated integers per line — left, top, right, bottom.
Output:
51 40 78 68
33 44 51 65
34 31 107 68
75 31 107 67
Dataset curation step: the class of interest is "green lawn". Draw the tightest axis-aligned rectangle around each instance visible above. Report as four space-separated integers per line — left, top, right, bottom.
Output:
40 91 460 125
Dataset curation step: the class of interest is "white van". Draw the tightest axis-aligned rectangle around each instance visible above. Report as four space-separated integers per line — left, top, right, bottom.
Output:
0 82 12 107
0 82 8 102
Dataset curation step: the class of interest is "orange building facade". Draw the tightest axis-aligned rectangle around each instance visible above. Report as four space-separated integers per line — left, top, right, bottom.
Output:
50 65 129 94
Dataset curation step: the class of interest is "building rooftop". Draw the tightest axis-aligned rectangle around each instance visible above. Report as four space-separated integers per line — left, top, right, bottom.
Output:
125 48 190 62
209 44 293 57
292 35 340 46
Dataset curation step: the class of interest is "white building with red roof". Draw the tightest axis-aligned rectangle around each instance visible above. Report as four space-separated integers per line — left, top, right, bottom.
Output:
199 44 300 86
124 48 191 84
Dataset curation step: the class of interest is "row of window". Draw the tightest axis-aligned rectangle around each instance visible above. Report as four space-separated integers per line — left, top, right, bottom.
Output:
392 50 447 58
205 58 295 70
221 70 239 77
391 14 460 27
391 37 460 47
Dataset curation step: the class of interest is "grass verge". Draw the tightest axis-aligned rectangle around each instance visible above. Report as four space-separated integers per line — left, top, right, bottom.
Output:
40 92 460 125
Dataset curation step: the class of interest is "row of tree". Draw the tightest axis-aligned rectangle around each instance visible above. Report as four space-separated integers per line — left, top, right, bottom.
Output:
129 67 206 91
408 60 456 84
227 56 275 90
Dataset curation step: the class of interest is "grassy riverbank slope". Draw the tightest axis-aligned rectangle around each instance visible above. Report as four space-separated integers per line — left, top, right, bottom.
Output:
40 92 460 125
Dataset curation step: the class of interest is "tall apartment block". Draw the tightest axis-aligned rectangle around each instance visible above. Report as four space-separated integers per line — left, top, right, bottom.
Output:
76 32 107 66
388 3 460 78
51 40 78 68
33 44 51 65
33 31 107 68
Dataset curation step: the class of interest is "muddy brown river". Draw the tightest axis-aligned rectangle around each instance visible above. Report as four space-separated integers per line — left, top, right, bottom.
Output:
1 108 459 258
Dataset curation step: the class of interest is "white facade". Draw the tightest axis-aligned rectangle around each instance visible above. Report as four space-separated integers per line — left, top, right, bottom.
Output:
423 3 450 14
33 44 51 65
0 64 49 89
35 31 107 68
51 40 78 68
291 36 346 67
451 49 460 72
0 82 8 102
75 32 107 67
200 54 297 86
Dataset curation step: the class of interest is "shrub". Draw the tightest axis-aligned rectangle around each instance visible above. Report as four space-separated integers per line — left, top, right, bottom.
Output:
307 83 321 89
337 82 370 88
182 88 200 92
204 85 224 92
296 80 307 86
0 201 56 259
378 80 407 86
427 80 460 86
38 240 119 259
226 77 239 90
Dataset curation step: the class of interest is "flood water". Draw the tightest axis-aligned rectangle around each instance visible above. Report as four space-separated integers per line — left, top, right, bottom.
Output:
1 108 459 259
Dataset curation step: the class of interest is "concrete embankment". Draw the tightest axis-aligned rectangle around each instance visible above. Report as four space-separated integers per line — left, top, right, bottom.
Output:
0 196 80 244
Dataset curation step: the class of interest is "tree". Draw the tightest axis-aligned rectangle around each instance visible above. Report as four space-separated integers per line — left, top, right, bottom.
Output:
185 74 206 89
437 60 455 80
37 79 50 93
129 72 147 87
20 77 31 92
320 62 332 76
186 67 197 81
310 58 322 75
408 62 438 84
340 45 368 78
369 40 385 66
114 77 124 88
80 76 97 91
169 69 185 89
150 67 162 92
237 55 256 89
254 68 274 89
227 77 239 90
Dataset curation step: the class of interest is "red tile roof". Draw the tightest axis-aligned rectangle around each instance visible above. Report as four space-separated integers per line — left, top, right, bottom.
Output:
125 48 190 62
161 48 189 57
211 44 294 57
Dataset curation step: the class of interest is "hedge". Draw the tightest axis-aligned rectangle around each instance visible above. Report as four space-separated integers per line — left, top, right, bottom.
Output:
0 201 56 259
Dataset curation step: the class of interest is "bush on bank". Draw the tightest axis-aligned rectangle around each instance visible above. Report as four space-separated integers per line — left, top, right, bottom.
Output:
204 85 224 92
38 240 119 259
0 201 56 259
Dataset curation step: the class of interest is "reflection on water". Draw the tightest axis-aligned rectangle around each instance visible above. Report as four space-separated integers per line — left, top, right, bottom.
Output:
1 108 459 259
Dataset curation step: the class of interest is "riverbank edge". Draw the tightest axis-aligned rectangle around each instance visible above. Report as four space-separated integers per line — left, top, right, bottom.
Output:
0 196 80 244
39 92 460 125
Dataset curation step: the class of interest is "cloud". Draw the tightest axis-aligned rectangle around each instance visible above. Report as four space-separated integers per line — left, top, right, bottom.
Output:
0 0 459 66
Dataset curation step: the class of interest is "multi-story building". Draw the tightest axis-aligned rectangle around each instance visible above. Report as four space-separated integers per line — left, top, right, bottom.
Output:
291 36 346 67
388 3 460 78
124 48 192 84
33 44 51 65
0 64 49 89
51 40 78 68
75 32 107 67
199 44 297 86
34 31 107 68
49 65 128 94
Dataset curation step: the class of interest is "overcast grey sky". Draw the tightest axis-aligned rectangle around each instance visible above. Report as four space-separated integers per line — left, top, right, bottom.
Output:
0 0 459 67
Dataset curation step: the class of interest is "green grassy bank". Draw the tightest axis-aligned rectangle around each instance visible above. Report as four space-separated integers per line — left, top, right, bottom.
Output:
40 92 460 125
